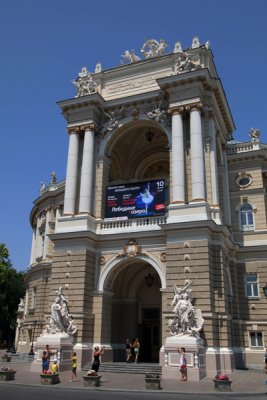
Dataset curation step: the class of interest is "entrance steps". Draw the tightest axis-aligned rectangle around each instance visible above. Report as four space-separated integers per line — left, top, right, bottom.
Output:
83 362 162 375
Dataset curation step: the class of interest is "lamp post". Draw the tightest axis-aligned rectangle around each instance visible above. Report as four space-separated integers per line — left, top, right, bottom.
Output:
28 320 37 356
145 272 154 288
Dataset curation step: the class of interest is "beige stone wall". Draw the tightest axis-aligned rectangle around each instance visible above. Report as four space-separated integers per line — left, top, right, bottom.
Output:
228 162 267 233
49 248 96 344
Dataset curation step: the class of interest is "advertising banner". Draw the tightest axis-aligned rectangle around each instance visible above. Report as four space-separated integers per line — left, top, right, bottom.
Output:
105 179 166 220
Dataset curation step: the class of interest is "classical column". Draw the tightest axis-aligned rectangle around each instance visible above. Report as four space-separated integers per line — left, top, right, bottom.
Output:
222 146 231 225
208 114 219 206
189 104 205 201
29 227 37 265
170 107 185 203
63 128 80 215
79 124 95 214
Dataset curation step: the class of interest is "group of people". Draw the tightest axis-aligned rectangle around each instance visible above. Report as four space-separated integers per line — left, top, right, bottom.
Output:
41 342 187 382
41 344 103 381
125 338 140 363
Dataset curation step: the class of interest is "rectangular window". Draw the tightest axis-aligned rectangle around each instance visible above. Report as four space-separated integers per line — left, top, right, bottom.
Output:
249 332 263 347
246 274 259 297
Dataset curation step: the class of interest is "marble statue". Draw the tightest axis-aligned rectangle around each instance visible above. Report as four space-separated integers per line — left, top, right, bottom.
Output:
50 171 56 184
192 36 200 49
101 106 124 135
249 128 260 141
147 105 167 123
18 298 25 312
205 40 211 50
121 49 141 64
43 287 77 336
95 63 102 73
173 41 183 53
141 39 168 59
168 281 204 338
40 182 46 193
174 51 201 74
72 67 97 97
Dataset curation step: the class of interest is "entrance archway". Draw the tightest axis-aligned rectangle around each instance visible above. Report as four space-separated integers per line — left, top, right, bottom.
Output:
103 258 162 363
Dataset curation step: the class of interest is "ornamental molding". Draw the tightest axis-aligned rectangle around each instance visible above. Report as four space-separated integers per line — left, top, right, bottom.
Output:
117 240 145 258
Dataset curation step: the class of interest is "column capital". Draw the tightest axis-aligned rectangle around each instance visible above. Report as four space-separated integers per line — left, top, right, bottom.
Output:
80 123 98 132
168 106 184 115
185 101 203 112
66 126 81 134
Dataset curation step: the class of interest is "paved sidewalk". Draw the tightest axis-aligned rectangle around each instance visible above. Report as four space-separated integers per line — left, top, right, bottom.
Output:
1 362 267 394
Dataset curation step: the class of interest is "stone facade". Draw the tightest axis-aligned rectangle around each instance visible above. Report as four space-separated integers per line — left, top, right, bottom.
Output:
17 37 267 376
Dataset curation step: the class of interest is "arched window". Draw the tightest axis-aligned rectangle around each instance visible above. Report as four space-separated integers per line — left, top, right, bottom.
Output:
240 203 254 231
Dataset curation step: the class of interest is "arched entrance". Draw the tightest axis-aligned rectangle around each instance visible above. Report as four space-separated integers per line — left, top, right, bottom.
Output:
103 258 162 363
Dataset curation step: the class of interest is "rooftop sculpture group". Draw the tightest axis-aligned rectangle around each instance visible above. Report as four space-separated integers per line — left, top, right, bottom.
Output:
72 36 210 97
168 281 204 339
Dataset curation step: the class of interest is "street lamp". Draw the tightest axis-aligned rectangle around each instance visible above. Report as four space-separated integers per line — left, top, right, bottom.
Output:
28 320 37 356
145 272 154 288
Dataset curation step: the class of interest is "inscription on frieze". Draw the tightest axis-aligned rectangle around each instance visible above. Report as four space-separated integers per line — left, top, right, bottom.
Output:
106 71 171 95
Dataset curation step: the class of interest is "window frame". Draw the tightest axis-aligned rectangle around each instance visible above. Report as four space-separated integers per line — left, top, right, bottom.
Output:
245 274 259 298
249 331 263 348
239 203 255 232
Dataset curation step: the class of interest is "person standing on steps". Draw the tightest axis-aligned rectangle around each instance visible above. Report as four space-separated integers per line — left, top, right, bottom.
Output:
126 338 132 363
133 338 140 363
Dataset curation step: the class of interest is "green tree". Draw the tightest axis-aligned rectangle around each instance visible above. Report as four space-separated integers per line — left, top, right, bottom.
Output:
0 243 26 349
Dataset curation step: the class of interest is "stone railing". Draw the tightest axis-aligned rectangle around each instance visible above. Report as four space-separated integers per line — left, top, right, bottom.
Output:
97 215 167 233
227 141 262 155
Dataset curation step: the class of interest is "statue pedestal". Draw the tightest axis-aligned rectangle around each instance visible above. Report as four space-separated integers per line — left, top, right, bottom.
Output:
31 333 74 372
161 335 206 382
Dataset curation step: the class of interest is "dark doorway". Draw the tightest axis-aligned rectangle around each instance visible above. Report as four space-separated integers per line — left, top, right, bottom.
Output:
140 308 160 362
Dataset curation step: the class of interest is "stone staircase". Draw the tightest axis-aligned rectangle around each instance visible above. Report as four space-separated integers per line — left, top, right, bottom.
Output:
82 362 162 375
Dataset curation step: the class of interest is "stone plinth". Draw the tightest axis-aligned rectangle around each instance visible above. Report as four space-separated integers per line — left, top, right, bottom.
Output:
31 333 74 372
145 374 161 390
162 335 206 381
0 370 16 381
213 378 232 391
83 375 101 387
40 373 60 385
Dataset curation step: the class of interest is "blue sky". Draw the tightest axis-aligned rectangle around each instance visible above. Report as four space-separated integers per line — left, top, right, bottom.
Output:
1 0 267 271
